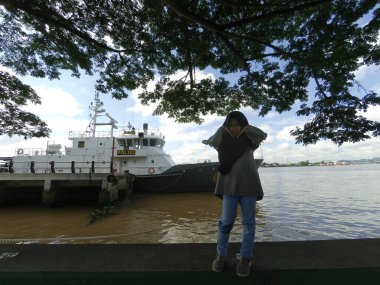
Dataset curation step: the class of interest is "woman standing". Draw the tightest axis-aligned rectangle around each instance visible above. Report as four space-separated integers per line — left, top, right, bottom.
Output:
202 111 267 277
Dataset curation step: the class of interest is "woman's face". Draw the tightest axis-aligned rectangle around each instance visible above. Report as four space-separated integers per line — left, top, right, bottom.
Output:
228 118 242 137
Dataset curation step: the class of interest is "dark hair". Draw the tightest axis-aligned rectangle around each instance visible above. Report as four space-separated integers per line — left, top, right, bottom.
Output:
222 111 249 128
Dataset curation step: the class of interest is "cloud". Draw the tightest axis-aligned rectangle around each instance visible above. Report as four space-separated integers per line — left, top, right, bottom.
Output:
0 85 88 157
275 126 298 142
262 135 380 164
354 64 379 81
23 85 83 118
359 105 380 122
127 69 216 117
0 65 17 76
2 66 380 166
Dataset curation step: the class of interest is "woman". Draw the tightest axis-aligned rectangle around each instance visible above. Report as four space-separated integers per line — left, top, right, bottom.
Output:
202 111 267 277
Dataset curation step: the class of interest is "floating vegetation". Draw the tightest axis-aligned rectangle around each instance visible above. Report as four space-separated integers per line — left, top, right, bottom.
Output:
88 204 118 224
88 196 135 224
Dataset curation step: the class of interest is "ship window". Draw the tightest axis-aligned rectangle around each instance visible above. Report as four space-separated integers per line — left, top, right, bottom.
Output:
78 141 85 148
117 139 126 146
134 139 140 149
157 139 165 148
150 139 157 146
142 139 148 146
126 139 133 147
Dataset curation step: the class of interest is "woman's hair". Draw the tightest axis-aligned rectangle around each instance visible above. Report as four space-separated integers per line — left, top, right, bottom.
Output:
222 111 249 128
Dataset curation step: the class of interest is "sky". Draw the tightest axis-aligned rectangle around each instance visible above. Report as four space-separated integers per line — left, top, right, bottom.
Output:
1 60 380 165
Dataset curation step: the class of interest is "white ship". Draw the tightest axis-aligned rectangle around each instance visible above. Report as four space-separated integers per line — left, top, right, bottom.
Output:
2 93 176 176
0 93 262 193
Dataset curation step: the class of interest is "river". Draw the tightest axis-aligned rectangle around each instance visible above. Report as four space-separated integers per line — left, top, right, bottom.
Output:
0 164 379 244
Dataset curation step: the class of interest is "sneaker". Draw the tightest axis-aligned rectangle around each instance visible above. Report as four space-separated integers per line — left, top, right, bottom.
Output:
211 258 224 272
236 260 252 277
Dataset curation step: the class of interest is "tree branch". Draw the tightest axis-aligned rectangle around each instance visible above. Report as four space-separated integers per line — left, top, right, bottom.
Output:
221 0 332 30
216 33 251 73
0 0 157 55
311 69 328 99
163 0 222 33
245 53 281 61
163 0 300 62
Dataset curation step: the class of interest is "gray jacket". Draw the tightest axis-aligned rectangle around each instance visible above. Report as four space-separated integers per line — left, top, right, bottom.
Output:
202 125 267 199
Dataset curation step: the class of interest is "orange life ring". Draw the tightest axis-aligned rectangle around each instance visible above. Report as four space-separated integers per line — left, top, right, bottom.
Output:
44 168 51 173
148 167 155 174
17 149 24 155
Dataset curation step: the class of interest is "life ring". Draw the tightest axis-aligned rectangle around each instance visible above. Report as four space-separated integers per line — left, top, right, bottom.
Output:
148 167 155 174
44 169 51 173
17 149 24 155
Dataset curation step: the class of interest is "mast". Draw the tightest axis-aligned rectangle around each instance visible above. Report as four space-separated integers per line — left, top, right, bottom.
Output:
86 92 118 137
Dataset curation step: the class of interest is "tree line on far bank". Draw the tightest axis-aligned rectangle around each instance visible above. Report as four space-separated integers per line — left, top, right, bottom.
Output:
263 157 380 167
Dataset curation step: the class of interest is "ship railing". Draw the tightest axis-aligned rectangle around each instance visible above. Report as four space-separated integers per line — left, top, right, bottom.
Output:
9 160 113 174
118 127 164 138
7 161 172 175
0 164 9 172
68 130 114 138
14 148 60 156
68 128 164 138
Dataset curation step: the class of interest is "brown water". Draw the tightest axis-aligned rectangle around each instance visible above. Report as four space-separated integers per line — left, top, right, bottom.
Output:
1 164 379 244
0 193 225 244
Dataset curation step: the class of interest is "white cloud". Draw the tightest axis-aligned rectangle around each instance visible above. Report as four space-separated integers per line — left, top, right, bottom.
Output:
354 64 379 81
0 65 17 76
127 69 216 118
2 67 380 166
23 85 83 118
262 135 380 164
275 126 298 142
359 105 380 122
0 85 87 157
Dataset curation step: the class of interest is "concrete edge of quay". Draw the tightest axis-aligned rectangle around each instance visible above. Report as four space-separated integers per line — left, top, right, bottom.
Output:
1 239 380 285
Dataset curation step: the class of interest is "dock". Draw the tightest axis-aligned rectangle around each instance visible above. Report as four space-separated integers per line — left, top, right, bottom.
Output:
0 173 134 205
1 239 380 284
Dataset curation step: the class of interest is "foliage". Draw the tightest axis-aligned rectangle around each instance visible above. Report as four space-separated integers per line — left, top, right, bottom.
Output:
0 71 51 138
0 0 379 144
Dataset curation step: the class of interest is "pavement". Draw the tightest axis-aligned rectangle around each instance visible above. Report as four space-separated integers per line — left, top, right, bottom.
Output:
1 239 380 284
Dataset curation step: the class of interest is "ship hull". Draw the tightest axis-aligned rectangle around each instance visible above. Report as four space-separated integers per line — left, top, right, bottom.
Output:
133 159 263 193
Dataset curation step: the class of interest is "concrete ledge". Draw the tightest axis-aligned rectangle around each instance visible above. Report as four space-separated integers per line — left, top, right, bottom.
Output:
0 173 128 205
1 239 380 272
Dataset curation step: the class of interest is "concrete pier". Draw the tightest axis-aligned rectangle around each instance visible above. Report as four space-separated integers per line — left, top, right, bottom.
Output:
0 239 379 284
0 173 132 205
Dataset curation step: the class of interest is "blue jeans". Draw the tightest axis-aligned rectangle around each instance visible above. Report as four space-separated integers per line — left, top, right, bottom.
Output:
217 195 257 259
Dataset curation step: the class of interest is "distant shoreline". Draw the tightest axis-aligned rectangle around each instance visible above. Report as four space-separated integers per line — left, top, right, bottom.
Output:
262 160 380 168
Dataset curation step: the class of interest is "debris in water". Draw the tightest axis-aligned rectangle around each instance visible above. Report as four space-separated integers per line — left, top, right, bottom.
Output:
0 252 19 260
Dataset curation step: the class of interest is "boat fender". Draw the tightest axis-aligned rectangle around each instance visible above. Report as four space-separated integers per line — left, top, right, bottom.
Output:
107 175 116 183
148 167 155 174
44 168 51 173
17 149 24 155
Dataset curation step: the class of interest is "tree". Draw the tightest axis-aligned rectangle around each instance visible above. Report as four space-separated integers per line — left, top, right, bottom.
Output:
0 71 50 138
0 0 379 145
